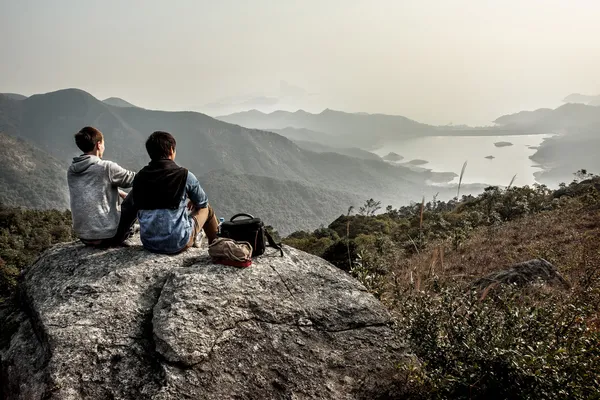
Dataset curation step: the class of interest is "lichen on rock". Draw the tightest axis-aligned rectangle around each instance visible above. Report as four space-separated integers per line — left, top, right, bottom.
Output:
1 237 409 399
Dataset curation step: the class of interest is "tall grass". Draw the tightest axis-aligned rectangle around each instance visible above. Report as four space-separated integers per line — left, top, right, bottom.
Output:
346 206 354 270
457 161 468 199
507 173 517 189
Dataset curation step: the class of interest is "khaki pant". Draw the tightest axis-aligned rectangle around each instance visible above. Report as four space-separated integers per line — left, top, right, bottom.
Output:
185 204 219 249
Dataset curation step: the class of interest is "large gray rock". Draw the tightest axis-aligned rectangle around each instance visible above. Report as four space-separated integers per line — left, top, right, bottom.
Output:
1 239 409 399
473 258 569 290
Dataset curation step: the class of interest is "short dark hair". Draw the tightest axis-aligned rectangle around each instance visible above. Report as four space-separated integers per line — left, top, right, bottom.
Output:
74 126 103 153
145 131 176 160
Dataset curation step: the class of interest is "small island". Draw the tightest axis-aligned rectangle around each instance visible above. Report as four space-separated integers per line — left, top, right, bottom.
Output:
494 141 513 148
382 152 403 162
407 159 429 166
485 155 495 160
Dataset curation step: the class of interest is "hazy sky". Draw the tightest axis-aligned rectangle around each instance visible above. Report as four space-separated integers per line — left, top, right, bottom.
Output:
1 0 599 125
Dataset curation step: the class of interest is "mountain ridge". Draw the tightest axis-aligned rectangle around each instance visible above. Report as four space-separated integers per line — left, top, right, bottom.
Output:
0 88 455 232
103 97 138 108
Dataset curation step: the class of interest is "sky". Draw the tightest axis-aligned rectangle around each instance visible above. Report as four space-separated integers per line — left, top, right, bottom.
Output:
1 0 599 125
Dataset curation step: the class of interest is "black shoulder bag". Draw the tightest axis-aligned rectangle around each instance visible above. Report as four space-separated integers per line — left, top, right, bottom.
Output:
219 213 283 257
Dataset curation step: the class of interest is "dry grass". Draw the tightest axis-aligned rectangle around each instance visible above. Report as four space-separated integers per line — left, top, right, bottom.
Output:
383 201 600 300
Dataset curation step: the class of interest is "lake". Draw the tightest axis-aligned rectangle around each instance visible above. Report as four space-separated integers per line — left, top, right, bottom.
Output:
374 134 553 187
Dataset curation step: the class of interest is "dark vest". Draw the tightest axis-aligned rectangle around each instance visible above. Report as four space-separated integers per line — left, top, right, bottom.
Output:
133 159 188 210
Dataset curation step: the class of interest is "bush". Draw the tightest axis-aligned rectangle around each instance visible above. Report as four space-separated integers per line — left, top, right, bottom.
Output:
0 206 74 302
396 282 600 399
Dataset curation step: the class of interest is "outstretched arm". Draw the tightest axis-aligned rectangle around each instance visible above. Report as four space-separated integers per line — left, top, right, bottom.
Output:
107 161 136 188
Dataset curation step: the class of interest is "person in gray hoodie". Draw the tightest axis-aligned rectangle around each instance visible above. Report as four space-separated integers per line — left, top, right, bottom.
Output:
67 126 137 246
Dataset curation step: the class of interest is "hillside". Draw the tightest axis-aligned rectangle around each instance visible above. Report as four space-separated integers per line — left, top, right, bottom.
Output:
291 140 382 160
283 177 600 398
102 97 138 108
265 127 381 160
495 103 600 184
0 132 69 210
494 103 600 133
0 89 455 232
202 170 365 235
267 127 335 144
0 93 27 101
493 108 554 127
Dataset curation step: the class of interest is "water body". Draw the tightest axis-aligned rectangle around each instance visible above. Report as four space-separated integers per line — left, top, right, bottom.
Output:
374 134 553 187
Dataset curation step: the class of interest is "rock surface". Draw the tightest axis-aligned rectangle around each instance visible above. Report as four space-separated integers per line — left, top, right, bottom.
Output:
1 238 408 399
494 141 513 148
473 258 569 290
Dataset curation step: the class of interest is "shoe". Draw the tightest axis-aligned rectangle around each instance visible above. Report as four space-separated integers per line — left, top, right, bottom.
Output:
193 230 204 248
120 238 137 247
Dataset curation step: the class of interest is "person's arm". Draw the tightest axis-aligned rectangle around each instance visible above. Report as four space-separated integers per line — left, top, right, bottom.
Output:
186 171 208 210
107 161 136 188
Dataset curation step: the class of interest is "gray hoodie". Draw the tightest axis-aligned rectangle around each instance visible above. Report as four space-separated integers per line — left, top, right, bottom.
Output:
67 155 135 240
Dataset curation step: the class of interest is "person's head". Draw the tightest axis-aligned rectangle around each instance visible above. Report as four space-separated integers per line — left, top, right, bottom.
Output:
74 126 105 157
145 131 177 161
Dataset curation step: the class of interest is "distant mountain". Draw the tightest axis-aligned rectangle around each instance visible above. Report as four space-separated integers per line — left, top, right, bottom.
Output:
0 89 454 233
219 109 536 148
0 131 69 210
0 93 27 101
291 140 381 161
218 109 436 147
494 109 554 127
495 103 600 134
563 93 600 106
103 97 138 108
496 103 600 184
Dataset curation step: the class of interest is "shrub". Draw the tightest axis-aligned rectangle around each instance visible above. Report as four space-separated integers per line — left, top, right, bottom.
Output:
396 282 600 399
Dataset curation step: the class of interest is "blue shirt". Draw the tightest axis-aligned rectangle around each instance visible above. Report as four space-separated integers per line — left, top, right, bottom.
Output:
138 171 208 254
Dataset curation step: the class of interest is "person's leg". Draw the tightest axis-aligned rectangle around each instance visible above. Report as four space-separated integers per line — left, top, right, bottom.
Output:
191 204 218 244
111 191 138 245
184 214 202 250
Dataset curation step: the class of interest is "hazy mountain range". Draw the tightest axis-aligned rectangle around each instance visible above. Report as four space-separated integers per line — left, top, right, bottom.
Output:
220 101 600 185
563 93 600 106
202 81 314 116
494 103 600 183
218 108 551 149
0 89 458 234
218 109 436 148
1 88 598 232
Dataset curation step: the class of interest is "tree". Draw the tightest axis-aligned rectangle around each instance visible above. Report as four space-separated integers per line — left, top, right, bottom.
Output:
358 199 381 216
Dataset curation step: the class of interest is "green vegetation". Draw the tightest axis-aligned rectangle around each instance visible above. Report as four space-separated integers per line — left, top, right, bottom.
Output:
396 282 599 399
1 159 599 396
0 205 74 303
284 172 600 398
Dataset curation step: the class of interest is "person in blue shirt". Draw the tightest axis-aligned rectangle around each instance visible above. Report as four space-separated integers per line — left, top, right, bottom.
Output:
133 131 218 254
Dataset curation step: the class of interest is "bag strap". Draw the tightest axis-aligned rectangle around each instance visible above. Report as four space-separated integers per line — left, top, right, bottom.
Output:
230 213 255 221
265 230 284 257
